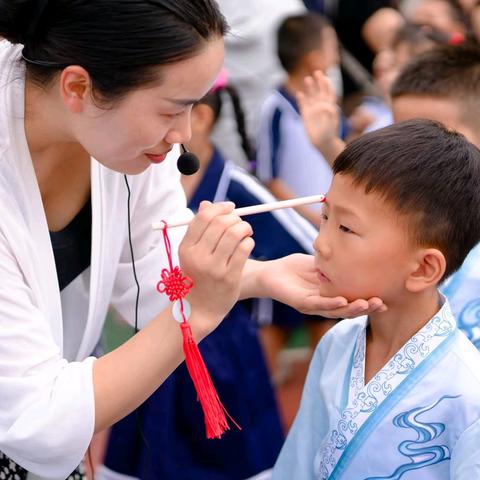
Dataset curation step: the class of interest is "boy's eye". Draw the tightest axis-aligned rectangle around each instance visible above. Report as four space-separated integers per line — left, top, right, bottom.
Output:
339 224 354 234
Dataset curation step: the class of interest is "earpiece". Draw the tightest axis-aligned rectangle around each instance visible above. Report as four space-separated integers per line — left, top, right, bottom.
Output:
177 144 200 175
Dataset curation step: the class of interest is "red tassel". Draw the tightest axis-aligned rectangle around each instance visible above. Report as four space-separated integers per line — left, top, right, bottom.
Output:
157 221 240 439
180 322 240 439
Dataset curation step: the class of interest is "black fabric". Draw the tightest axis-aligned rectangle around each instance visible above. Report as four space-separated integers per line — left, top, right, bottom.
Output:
0 451 86 480
333 0 394 72
49 198 92 291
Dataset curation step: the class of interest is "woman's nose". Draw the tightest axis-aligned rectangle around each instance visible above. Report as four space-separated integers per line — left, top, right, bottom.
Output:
165 110 193 145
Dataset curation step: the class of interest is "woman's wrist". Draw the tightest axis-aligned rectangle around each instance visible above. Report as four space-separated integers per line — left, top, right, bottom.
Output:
238 259 270 301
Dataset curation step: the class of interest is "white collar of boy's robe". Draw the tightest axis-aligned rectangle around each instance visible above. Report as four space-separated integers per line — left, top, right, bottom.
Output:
315 294 457 480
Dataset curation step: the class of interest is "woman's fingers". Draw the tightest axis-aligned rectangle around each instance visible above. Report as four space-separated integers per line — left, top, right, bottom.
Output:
227 236 255 278
180 201 254 275
181 200 235 247
197 213 244 255
302 295 387 318
211 219 253 265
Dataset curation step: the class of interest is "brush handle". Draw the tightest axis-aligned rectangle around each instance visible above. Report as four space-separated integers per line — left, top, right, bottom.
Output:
152 194 325 230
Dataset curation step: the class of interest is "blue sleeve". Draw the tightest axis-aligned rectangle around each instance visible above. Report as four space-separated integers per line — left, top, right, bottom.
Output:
272 345 329 479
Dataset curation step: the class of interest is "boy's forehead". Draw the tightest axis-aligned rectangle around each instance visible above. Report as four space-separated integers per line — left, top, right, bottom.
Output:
392 94 461 124
327 174 398 220
391 95 479 148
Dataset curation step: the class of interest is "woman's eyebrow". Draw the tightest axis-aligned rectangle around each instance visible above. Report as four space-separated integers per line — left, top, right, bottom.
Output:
163 97 199 107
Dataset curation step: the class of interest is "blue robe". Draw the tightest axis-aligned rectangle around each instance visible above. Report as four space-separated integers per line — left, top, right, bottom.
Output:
102 149 318 479
272 298 480 479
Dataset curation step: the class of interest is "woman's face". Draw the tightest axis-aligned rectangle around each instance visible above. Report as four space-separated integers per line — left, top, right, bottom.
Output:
76 37 225 174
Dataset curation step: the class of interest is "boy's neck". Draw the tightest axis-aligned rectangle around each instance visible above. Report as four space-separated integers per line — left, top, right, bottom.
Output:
364 287 442 383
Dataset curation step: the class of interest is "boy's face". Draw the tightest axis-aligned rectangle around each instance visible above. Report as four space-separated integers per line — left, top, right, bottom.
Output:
314 174 417 303
392 95 480 148
307 27 339 74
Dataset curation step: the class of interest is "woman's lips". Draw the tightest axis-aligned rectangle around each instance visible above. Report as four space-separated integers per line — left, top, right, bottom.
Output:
145 153 168 164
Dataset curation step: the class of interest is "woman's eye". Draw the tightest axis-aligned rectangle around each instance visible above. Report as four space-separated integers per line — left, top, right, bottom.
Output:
339 224 354 234
162 111 182 118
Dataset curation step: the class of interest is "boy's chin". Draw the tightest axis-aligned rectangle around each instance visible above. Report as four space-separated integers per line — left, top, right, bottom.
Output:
318 283 377 303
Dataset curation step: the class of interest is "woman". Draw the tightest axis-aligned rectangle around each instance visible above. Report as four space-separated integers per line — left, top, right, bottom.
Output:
0 1 384 478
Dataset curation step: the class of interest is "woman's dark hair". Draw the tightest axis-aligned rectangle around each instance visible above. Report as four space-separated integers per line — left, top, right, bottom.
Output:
333 119 480 279
199 86 255 169
0 0 228 102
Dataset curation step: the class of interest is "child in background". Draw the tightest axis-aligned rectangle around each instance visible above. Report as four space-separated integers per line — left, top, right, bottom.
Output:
298 43 480 352
351 22 451 135
391 43 480 348
273 119 480 479
99 77 331 480
256 13 341 228
401 0 469 38
303 23 454 165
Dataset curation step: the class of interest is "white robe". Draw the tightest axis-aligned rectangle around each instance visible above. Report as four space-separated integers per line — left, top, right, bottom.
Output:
272 299 480 479
0 41 191 478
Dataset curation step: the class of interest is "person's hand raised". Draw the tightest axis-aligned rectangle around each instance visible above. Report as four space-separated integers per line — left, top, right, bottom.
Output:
297 71 345 164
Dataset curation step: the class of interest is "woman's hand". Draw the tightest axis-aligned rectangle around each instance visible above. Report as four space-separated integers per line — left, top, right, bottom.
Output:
256 254 386 318
179 201 254 335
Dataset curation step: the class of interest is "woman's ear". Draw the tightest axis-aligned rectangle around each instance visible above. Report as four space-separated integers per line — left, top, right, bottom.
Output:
405 248 446 293
59 65 92 113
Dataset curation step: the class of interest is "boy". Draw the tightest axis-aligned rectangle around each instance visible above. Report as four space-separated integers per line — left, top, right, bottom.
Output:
256 13 340 228
272 119 480 479
390 42 480 149
391 44 480 350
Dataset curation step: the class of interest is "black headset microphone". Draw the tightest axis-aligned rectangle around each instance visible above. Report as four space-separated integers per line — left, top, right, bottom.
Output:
177 144 200 175
123 145 198 468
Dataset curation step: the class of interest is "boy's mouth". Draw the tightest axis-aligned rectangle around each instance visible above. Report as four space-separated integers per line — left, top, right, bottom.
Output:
316 269 331 282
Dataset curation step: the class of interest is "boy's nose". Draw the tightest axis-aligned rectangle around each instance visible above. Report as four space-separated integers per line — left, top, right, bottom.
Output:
313 228 332 259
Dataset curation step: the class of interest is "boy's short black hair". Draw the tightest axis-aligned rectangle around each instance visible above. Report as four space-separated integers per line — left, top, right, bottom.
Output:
277 13 329 73
333 119 480 278
391 43 480 125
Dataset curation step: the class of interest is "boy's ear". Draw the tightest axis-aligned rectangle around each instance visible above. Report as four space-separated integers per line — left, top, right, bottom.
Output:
59 65 92 114
405 248 446 293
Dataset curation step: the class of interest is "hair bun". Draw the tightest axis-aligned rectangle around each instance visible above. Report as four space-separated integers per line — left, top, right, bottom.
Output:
0 0 49 45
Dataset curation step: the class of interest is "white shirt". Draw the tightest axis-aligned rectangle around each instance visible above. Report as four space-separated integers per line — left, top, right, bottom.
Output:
256 88 333 208
0 41 190 479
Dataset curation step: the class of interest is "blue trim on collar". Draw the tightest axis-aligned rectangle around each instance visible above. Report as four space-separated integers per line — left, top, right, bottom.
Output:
278 86 300 114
